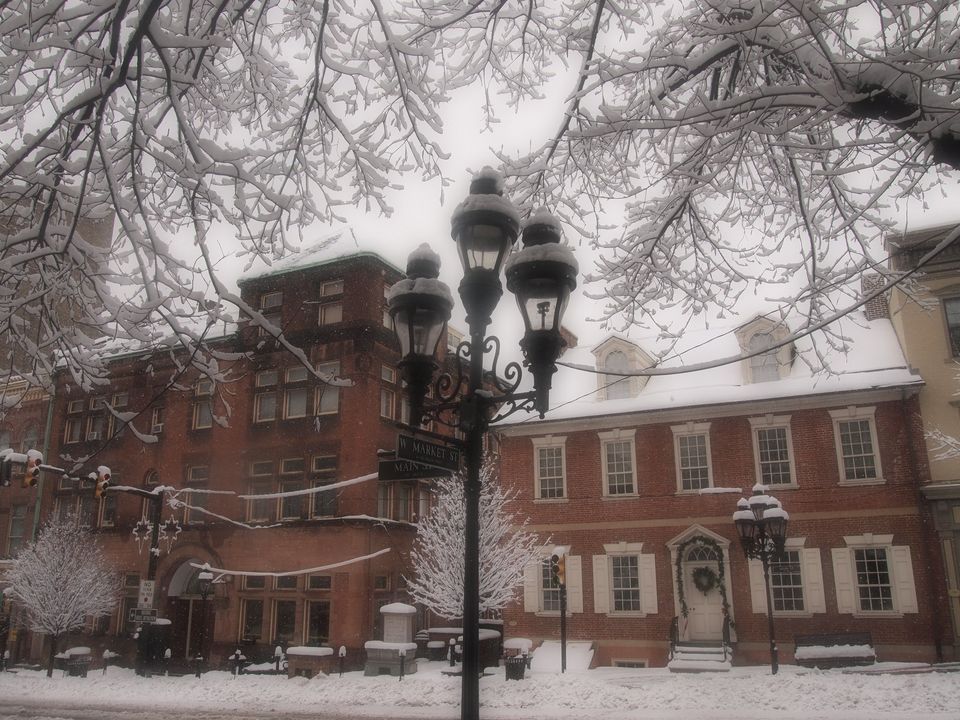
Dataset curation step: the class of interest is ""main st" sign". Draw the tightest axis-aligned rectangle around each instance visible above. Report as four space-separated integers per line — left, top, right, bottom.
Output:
396 435 461 472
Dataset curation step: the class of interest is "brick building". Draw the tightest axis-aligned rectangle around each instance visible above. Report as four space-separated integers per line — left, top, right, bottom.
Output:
2 245 447 668
497 313 954 668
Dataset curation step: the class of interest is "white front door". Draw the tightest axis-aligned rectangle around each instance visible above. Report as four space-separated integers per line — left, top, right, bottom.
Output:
682 547 724 642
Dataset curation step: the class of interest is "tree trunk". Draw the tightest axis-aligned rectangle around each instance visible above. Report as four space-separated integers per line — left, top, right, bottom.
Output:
46 635 58 678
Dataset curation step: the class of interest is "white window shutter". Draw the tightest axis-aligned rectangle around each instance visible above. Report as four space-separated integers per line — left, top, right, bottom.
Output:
891 546 919 614
802 548 826 614
592 555 610 614
831 548 856 614
523 562 540 612
748 558 767 614
566 555 584 614
639 553 658 615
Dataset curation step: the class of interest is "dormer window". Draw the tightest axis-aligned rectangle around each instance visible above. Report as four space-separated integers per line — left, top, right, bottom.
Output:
593 338 655 401
736 318 793 384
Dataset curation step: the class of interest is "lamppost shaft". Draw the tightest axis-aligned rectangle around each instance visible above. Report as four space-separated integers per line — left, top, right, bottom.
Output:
460 325 487 720
760 547 779 675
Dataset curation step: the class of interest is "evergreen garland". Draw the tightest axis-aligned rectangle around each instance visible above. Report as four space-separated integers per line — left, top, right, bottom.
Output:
674 535 732 624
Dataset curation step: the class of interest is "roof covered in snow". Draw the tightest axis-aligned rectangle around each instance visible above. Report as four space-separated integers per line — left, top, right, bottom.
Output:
498 312 920 430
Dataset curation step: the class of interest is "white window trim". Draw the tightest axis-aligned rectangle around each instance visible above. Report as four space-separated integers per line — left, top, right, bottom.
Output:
671 422 714 493
523 547 583 616
735 318 793 384
749 415 798 489
320 279 343 297
598 429 637 497
318 301 343 325
594 542 657 617
747 536 826 617
829 406 884 486
532 435 567 502
260 291 283 310
192 399 213 429
315 362 340 416
283 386 309 419
831 533 917 617
253 390 277 423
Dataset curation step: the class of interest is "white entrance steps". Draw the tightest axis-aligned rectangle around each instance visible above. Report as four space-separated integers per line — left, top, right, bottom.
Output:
667 641 731 673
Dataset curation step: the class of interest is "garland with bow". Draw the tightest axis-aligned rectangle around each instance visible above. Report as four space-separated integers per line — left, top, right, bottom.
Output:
675 535 732 623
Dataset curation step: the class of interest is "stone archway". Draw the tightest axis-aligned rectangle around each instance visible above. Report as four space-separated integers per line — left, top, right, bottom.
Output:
164 558 212 661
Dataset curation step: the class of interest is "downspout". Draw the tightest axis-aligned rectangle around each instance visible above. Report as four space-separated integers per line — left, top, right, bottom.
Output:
903 389 945 662
32 386 57 540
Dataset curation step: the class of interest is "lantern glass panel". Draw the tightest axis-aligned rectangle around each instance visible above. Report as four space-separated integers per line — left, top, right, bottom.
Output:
394 307 445 358
735 516 758 543
519 283 570 333
456 224 511 272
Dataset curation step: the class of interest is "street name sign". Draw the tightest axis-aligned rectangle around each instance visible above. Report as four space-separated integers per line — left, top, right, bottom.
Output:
129 608 159 624
378 459 452 481
396 435 461 472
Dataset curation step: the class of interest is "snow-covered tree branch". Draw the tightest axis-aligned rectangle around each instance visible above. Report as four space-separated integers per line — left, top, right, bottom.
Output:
2 0 959 396
5 514 118 676
406 458 541 620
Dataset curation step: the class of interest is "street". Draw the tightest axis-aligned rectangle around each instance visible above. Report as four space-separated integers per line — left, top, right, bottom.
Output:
0 701 415 720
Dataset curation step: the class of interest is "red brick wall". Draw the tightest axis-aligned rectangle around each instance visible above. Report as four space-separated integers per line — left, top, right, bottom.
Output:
498 393 951 666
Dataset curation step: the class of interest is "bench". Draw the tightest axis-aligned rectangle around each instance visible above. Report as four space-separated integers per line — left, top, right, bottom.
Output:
794 633 875 669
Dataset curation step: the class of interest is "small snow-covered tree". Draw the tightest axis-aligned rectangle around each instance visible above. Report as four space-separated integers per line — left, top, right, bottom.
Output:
6 514 118 677
407 458 541 620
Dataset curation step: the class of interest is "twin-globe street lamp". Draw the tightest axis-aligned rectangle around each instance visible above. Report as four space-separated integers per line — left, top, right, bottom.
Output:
388 168 578 720
732 485 789 674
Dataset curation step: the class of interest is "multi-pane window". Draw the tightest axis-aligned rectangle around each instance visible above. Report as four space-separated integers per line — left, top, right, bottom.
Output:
6 505 27 556
748 332 780 382
184 466 209 523
241 599 264 641
273 600 297 644
64 417 83 444
611 555 641 612
254 370 278 423
541 558 562 612
67 399 85 414
603 351 632 400
99 474 118 526
307 600 331 645
150 407 164 434
756 425 793 485
383 284 394 329
260 291 283 310
309 574 332 590
381 366 396 419
276 575 298 591
316 362 340 415
319 301 343 325
311 455 338 517
321 279 344 297
247 462 274 522
19 425 39 454
675 430 712 491
86 414 104 441
770 550 805 612
280 479 305 520
603 439 635 495
193 380 213 429
945 297 960 356
854 547 893 612
284 367 309 419
536 444 565 499
837 419 878 481
245 575 266 590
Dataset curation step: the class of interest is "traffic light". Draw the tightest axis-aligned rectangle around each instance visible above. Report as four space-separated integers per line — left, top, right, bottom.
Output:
22 454 41 488
550 554 566 586
95 466 111 499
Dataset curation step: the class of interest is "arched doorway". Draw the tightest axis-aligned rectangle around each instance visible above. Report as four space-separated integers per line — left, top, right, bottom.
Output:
165 561 215 661
681 544 724 641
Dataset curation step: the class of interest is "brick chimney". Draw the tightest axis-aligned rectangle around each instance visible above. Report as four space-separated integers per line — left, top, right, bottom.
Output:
559 326 578 356
862 273 890 321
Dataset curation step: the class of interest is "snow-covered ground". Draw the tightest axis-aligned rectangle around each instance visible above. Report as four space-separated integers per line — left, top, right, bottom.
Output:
0 661 957 720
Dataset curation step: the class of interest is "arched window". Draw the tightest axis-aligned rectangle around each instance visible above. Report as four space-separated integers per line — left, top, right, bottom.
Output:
20 426 39 453
604 351 633 400
686 545 719 563
748 332 780 383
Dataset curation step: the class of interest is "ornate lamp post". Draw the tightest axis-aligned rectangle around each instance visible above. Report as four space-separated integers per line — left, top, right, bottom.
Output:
732 484 789 674
195 570 214 677
389 168 577 720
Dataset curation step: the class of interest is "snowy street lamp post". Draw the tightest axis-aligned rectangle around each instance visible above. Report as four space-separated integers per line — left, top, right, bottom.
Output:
732 486 789 674
389 168 577 720
195 570 213 678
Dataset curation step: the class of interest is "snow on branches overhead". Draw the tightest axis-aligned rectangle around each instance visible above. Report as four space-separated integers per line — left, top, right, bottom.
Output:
480 0 960 344
406 458 541 620
5 513 118 642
